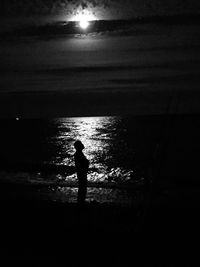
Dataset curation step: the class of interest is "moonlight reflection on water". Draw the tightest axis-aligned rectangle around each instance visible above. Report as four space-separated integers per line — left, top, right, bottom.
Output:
52 117 133 183
46 116 136 203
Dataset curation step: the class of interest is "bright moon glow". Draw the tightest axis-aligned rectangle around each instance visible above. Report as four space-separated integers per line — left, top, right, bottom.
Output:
79 19 90 30
70 10 97 30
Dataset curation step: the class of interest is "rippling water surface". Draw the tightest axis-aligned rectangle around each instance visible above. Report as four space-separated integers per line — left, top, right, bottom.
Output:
0 116 163 204
51 117 136 182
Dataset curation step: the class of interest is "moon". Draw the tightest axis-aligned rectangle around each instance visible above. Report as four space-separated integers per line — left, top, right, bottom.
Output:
69 10 96 31
79 18 90 30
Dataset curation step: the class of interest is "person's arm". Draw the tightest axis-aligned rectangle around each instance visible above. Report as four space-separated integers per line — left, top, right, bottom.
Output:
83 155 89 171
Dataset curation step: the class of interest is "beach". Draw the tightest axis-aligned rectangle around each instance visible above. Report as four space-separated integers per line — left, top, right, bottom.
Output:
0 113 200 265
1 172 200 266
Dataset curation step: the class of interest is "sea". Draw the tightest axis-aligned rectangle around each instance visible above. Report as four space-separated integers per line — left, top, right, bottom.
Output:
0 115 169 205
1 113 200 206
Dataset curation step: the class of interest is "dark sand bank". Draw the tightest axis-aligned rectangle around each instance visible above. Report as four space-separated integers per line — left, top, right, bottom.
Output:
1 179 200 266
1 163 200 265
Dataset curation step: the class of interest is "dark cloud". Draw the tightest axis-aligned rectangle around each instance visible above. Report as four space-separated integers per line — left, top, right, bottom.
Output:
0 0 104 16
0 0 200 18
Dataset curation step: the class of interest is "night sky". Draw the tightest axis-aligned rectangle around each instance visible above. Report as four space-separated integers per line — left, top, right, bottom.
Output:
0 0 200 20
0 0 200 118
0 0 200 35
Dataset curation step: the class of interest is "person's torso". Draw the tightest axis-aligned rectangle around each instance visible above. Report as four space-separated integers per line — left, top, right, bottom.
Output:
74 152 89 173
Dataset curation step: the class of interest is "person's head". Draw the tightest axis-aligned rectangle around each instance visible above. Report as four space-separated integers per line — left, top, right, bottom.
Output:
74 140 85 151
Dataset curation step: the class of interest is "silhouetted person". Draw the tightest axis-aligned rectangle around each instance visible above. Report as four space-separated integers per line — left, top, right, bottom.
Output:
74 140 89 205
